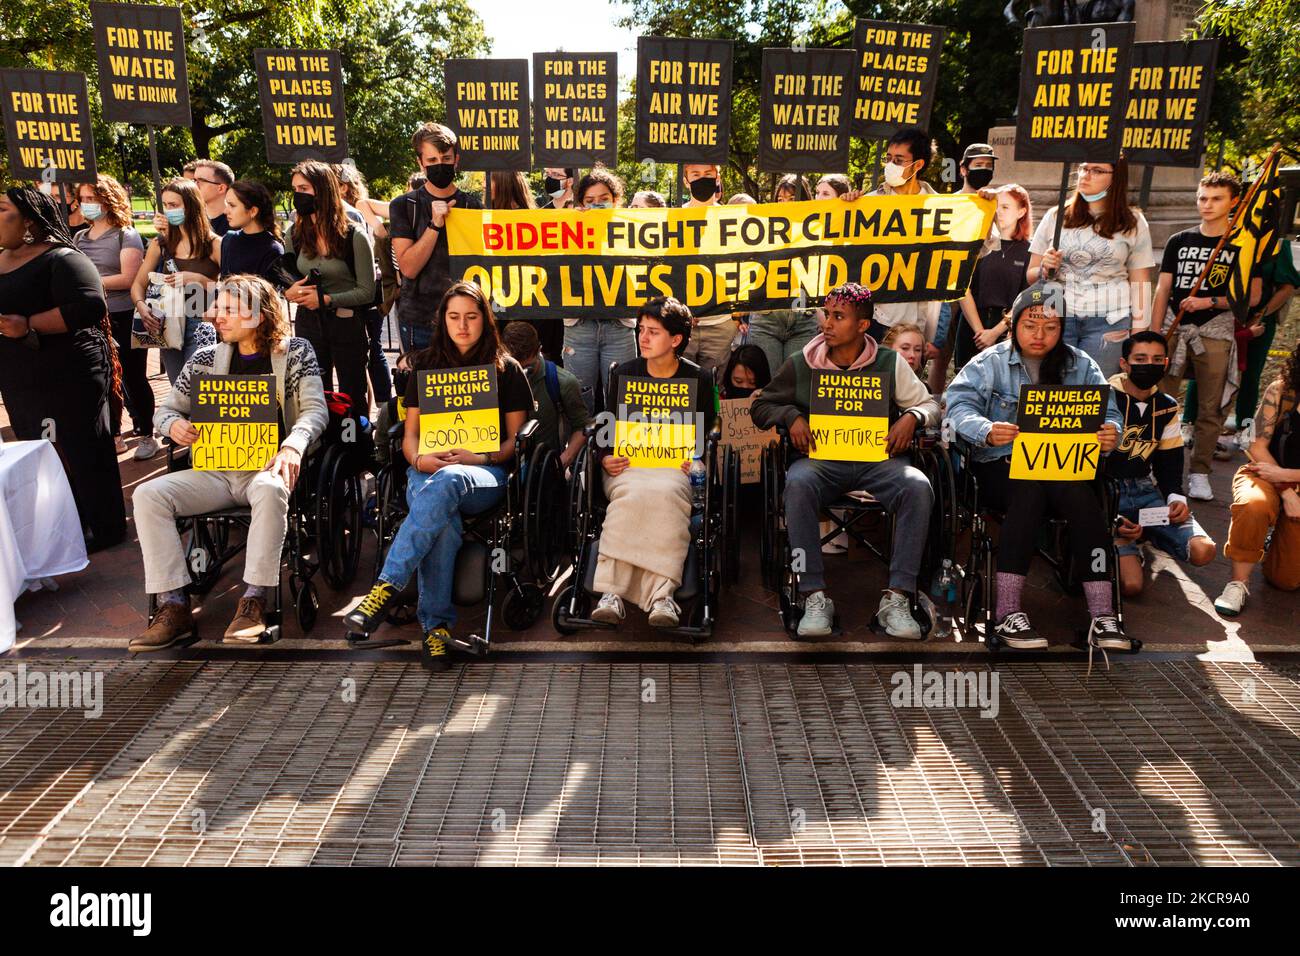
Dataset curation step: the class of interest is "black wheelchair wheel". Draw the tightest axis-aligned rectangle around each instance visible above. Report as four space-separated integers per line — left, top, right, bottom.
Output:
321 458 363 591
566 446 588 554
502 582 545 631
722 447 741 586
296 580 319 633
524 448 565 584
551 584 583 636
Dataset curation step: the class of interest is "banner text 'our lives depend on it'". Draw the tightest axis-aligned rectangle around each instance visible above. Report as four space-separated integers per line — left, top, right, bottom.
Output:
445 193 995 321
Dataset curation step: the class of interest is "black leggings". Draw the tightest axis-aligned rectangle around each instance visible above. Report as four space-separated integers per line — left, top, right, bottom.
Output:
974 457 1110 581
295 307 370 414
108 308 155 435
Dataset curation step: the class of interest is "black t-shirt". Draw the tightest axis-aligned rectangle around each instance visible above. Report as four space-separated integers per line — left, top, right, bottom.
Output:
388 186 483 328
219 230 285 280
1159 227 1238 327
402 354 535 450
971 238 1030 314
209 212 230 237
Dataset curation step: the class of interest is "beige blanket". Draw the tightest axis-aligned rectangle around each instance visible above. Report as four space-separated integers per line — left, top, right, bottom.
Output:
594 467 692 610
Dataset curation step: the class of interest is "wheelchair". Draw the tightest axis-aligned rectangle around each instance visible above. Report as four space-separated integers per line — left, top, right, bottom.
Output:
354 417 561 653
759 425 956 638
551 423 741 642
145 407 371 643
948 438 1139 655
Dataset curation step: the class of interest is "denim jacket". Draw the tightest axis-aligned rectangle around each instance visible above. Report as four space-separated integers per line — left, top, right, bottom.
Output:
943 340 1122 462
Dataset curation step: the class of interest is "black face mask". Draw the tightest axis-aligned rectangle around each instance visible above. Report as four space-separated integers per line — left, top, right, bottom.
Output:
292 191 316 217
1127 362 1166 390
965 167 994 190
727 385 754 399
391 367 411 398
544 176 564 195
425 163 457 189
689 177 718 202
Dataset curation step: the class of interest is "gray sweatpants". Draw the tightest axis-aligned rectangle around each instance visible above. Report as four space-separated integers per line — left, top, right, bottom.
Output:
784 454 933 595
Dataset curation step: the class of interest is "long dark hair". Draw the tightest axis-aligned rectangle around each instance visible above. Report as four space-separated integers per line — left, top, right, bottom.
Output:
290 160 350 259
160 177 214 259
1061 154 1138 239
1011 305 1075 386
410 281 506 372
229 179 279 238
721 344 772 398
1279 339 1300 402
488 171 536 210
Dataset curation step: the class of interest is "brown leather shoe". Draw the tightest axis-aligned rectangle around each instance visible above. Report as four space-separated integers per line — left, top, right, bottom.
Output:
223 596 267 644
130 602 195 652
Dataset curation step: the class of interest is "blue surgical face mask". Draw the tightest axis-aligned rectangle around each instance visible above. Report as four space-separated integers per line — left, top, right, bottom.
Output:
586 201 612 210
1080 188 1108 203
81 202 104 221
164 207 186 226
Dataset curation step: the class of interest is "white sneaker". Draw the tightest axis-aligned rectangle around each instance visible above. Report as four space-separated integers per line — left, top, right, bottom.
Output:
647 597 680 628
1223 412 1238 433
875 590 923 640
797 591 834 637
590 592 625 625
133 435 159 460
1187 473 1214 501
1181 423 1194 447
1214 581 1248 617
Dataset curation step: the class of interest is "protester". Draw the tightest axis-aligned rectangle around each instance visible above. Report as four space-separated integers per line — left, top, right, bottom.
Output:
0 186 126 551
131 177 221 385
589 297 718 629
945 281 1127 650
502 321 591 469
677 163 738 377
220 180 284 282
390 123 483 352
1107 332 1215 596
953 184 1032 370
538 168 576 209
1213 340 1300 616
727 193 757 205
1152 172 1257 501
719 344 772 400
774 174 811 202
334 164 392 404
283 160 376 414
683 163 722 207
751 282 939 639
881 322 928 382
563 169 637 413
1233 240 1298 431
488 171 537 211
814 174 851 200
345 281 533 669
74 174 153 459
1028 156 1154 377
130 275 327 650
630 190 666 208
193 159 234 236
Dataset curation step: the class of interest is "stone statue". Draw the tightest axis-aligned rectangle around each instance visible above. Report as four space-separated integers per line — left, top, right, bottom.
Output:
1004 0 1135 27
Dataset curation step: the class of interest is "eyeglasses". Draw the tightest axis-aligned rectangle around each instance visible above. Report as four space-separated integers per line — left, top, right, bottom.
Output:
194 176 225 188
1077 164 1113 177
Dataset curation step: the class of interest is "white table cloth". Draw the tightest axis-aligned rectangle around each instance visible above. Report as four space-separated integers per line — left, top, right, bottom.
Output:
0 440 89 652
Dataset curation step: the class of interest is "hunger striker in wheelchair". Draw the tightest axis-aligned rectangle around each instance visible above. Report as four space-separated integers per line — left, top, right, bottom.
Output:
759 424 955 637
551 421 740 641
355 416 560 653
948 437 1139 655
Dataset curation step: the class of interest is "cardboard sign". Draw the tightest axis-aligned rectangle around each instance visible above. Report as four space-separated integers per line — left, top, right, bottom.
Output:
808 369 891 462
254 48 349 164
191 374 278 471
758 48 855 173
1009 384 1106 481
851 19 946 139
91 1 191 127
614 375 700 469
1122 39 1219 168
720 397 776 483
0 69 97 182
634 37 733 165
1014 23 1134 163
532 52 618 168
445 59 531 171
417 365 501 455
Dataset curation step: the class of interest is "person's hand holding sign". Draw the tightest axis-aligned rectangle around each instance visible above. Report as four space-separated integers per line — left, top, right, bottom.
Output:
789 416 816 455
986 422 1019 447
885 411 918 456
1114 515 1142 542
152 212 169 235
1040 248 1062 275
1167 499 1190 525
266 445 303 490
429 199 457 229
602 455 630 477
1097 422 1119 453
169 419 199 446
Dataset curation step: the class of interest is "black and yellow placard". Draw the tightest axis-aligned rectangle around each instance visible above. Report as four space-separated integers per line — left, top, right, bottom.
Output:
759 48 855 173
446 192 994 321
1014 23 1135 163
808 370 891 462
1122 39 1219 168
91 2 190 127
191 374 278 471
417 365 501 455
533 52 617 168
851 19 945 139
614 376 700 469
445 59 531 172
634 37 733 165
0 69 97 182
253 48 349 164
1009 384 1106 481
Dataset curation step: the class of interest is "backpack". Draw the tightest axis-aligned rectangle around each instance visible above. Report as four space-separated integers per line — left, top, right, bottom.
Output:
543 359 560 408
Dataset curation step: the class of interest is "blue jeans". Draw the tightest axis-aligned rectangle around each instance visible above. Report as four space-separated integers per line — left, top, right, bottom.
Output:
399 318 433 353
747 309 820 380
378 464 507 629
161 316 207 385
562 319 638 414
933 301 953 350
366 307 393 401
1064 313 1129 378
1114 477 1206 561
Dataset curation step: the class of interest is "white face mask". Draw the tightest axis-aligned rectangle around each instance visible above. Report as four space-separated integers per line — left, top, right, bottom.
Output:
883 161 914 189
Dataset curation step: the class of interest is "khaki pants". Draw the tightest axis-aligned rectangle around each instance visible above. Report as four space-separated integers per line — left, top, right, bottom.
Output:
1224 468 1300 590
682 320 736 381
134 468 290 594
1160 335 1232 476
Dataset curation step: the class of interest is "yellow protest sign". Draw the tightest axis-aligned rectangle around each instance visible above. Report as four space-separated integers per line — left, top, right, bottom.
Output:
614 375 700 469
192 374 278 471
808 370 890 462
417 365 501 455
1009 384 1106 481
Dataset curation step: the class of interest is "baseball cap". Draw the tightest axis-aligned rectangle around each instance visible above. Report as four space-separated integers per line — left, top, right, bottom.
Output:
961 143 996 164
1010 280 1066 324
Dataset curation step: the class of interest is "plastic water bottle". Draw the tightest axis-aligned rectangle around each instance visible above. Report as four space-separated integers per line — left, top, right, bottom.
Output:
932 559 957 639
689 458 707 512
